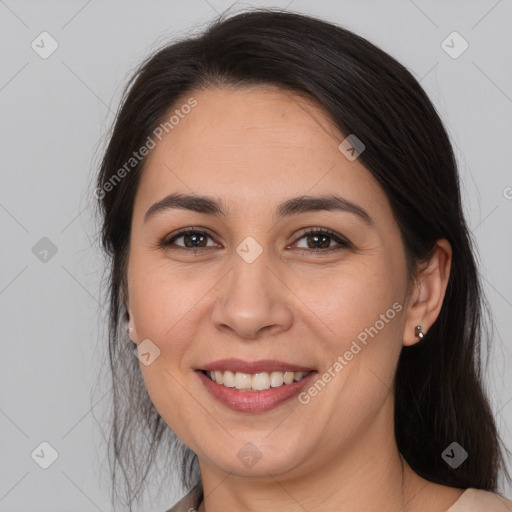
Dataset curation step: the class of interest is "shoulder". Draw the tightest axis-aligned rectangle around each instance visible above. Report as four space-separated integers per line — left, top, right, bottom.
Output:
447 488 512 511
164 481 203 512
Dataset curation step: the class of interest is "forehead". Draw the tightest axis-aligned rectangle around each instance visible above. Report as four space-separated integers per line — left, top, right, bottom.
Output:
134 86 387 219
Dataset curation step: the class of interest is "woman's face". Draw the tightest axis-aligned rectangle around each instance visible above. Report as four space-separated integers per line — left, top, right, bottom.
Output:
126 86 414 479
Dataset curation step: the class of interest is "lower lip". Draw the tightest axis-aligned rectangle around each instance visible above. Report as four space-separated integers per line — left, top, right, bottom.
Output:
196 370 317 412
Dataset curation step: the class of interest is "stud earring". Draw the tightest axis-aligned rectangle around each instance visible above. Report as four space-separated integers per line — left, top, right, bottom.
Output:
415 325 424 339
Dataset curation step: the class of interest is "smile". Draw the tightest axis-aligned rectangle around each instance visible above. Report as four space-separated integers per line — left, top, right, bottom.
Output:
203 369 312 391
196 369 317 412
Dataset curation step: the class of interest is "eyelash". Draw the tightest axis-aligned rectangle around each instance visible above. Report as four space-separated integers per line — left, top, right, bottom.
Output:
158 227 351 255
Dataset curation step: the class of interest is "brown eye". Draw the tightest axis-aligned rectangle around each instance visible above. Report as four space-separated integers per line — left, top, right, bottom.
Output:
159 229 218 251
293 229 351 252
174 231 209 248
159 227 351 254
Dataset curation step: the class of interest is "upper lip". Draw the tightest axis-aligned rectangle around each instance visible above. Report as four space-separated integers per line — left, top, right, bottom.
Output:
197 358 315 374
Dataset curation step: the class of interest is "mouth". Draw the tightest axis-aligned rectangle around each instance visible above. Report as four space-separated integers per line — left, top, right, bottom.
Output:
195 367 317 413
199 368 313 392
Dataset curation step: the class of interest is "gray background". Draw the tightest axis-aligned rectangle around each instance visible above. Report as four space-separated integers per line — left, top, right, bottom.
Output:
1 0 511 510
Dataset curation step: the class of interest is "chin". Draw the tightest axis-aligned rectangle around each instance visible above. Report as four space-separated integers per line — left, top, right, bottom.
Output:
198 439 309 478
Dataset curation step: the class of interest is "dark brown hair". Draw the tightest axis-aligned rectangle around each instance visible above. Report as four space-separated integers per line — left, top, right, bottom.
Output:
92 7 510 510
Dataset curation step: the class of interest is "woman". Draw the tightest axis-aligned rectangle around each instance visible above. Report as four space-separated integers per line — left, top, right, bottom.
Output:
94 8 512 512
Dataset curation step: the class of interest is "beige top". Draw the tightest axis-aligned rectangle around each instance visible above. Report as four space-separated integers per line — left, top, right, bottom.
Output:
446 488 512 511
165 482 512 512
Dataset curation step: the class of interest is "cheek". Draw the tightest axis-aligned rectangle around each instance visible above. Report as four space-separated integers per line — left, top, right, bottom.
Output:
128 256 207 439
128 254 210 344
306 252 406 396
308 257 401 336
301 263 404 432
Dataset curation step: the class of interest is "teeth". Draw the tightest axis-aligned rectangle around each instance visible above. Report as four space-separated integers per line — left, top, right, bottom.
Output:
205 370 311 391
221 370 234 387
234 371 252 390
270 371 284 387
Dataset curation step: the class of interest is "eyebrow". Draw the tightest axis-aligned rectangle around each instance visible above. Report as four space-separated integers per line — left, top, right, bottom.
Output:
143 193 373 226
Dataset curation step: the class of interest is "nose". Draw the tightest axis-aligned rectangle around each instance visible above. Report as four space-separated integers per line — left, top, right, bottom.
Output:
211 251 294 340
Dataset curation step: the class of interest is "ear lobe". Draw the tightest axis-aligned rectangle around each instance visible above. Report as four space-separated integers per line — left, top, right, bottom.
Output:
402 239 452 347
127 321 135 341
126 316 139 344
121 287 139 344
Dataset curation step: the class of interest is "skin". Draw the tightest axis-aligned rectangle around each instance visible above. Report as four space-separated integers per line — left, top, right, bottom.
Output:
125 86 462 511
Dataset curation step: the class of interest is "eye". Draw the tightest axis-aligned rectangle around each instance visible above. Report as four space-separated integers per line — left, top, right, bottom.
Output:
291 228 351 254
159 228 219 252
159 227 351 254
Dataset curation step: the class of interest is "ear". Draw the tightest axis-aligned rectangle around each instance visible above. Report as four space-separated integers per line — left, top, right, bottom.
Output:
403 239 452 347
121 284 139 344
